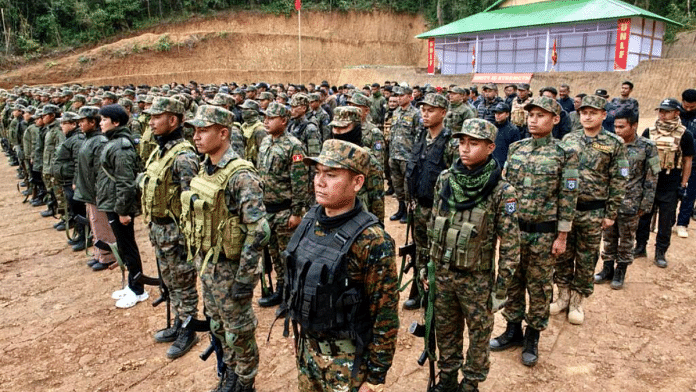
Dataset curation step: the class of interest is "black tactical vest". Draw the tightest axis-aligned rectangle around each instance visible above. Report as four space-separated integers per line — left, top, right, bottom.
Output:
407 128 451 207
283 205 378 340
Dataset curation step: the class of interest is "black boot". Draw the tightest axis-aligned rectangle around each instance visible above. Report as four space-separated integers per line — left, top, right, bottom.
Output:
54 220 66 231
458 380 479 392
594 260 614 284
521 326 540 367
654 248 668 268
611 263 627 290
233 379 255 392
40 207 55 218
489 321 524 351
634 243 647 258
258 283 283 308
211 368 237 392
390 201 406 221
430 371 458 392
166 325 199 359
154 318 182 343
403 280 421 310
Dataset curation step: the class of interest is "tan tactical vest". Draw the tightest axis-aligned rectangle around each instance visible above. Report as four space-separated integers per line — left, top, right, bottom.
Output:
510 98 529 127
428 199 494 271
241 121 264 165
180 158 255 270
140 141 195 223
649 125 685 173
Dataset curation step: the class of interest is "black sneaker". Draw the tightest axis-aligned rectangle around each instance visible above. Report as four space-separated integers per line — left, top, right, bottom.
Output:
166 328 199 359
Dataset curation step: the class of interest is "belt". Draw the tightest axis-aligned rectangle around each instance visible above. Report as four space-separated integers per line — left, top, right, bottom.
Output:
151 216 175 225
518 220 557 233
264 199 292 214
306 337 356 356
577 200 606 212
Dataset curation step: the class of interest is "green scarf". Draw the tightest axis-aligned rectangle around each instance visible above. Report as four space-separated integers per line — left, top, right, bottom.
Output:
441 156 501 212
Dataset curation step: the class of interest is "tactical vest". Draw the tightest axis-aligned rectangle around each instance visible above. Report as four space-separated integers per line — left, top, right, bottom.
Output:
140 140 195 223
407 130 450 207
283 205 377 341
180 158 255 269
429 195 494 271
511 98 529 127
649 125 685 172
241 120 264 164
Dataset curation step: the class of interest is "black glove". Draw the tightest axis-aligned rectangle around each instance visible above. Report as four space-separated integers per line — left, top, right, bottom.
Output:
678 186 687 200
232 282 254 300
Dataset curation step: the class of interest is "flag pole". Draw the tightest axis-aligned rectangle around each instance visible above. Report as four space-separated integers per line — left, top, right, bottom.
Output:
298 8 302 85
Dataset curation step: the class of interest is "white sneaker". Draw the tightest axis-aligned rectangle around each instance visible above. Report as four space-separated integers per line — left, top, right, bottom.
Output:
115 290 149 309
676 225 689 238
111 287 132 300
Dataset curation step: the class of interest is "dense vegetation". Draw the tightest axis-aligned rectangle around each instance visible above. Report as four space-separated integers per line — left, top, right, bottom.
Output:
0 0 693 56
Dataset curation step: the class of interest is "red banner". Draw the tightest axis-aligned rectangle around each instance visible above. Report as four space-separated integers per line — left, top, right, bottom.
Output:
552 38 557 66
471 73 533 84
614 18 631 70
427 38 435 74
295 0 301 10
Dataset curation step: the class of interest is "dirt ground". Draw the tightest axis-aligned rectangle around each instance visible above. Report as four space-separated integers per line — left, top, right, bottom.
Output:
0 155 695 392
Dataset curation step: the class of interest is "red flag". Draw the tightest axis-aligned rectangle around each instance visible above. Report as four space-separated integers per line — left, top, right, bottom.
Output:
552 38 558 66
471 47 476 68
295 0 301 10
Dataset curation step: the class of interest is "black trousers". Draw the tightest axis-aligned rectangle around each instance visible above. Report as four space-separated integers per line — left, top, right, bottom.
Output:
636 188 678 252
106 212 144 295
63 185 86 218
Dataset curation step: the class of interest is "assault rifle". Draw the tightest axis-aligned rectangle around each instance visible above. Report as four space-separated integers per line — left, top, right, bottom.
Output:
409 259 437 391
398 203 417 291
260 247 274 298
182 315 226 378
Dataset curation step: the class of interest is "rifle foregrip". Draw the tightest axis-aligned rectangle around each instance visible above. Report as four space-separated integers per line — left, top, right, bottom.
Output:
417 349 428 366
152 296 166 307
199 344 214 361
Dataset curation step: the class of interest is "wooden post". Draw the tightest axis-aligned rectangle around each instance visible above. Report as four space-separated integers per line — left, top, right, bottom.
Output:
298 9 302 85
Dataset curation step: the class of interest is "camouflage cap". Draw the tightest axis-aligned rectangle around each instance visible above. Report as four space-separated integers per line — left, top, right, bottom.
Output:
15 98 28 107
144 94 155 104
123 88 135 96
118 98 134 109
416 93 449 110
145 96 185 115
136 94 147 103
392 86 404 96
185 105 234 128
517 83 531 91
524 96 560 115
491 102 511 113
348 92 371 107
262 101 290 118
656 98 680 111
33 109 43 119
482 83 498 91
72 94 87 103
102 91 117 101
330 106 361 127
88 97 101 105
24 105 36 115
290 93 310 107
450 86 467 95
13 104 25 111
308 93 320 102
276 92 288 101
60 111 80 123
452 118 498 143
209 93 235 107
258 91 274 101
75 106 101 120
240 99 260 112
42 104 61 115
578 95 607 111
423 85 437 94
303 139 370 176
60 90 73 97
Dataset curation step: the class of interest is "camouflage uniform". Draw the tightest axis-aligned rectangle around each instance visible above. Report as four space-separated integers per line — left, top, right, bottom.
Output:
502 97 579 331
428 119 520 388
290 140 399 391
510 94 532 128
181 107 269 389
138 96 157 163
41 106 66 213
258 102 309 289
389 88 421 203
288 93 322 157
444 87 476 132
240 100 268 166
307 93 331 142
141 98 200 327
602 135 659 265
609 97 640 121
557 96 628 297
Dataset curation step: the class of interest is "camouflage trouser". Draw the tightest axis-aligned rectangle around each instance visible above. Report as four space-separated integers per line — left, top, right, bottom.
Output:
435 268 494 383
42 172 65 213
502 232 555 331
267 209 294 286
197 254 258 384
388 158 408 202
148 221 198 322
602 213 640 265
413 203 432 272
296 336 366 392
554 208 603 296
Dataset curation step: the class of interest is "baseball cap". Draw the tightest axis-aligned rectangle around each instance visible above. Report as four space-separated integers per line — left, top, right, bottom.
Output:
517 83 530 91
303 139 370 176
482 83 498 91
416 93 449 110
329 106 361 127
594 89 609 98
261 101 290 118
579 95 608 111
240 99 260 112
145 96 185 115
348 92 371 108
75 106 101 120
656 98 680 111
524 96 560 115
491 102 511 113
452 118 498 143
60 112 80 123
185 105 234 128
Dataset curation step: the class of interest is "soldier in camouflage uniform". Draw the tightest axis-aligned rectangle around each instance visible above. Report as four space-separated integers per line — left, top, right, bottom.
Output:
256 102 308 308
239 100 267 166
383 94 399 195
594 107 658 290
182 105 270 392
119 98 142 141
551 95 628 325
21 106 37 198
206 93 246 158
139 97 201 359
444 86 476 132
40 104 65 218
138 95 158 163
490 97 579 367
389 86 421 223
307 93 331 142
426 118 519 392
348 92 386 171
288 93 322 157
328 106 385 222
284 139 398 392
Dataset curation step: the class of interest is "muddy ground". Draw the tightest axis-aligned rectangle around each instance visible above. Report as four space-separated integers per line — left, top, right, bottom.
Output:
0 157 695 392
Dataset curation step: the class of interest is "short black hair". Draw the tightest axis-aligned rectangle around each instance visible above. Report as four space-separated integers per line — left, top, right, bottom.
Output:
682 89 696 103
576 93 587 99
540 86 558 96
98 104 129 127
614 107 638 125
622 81 634 90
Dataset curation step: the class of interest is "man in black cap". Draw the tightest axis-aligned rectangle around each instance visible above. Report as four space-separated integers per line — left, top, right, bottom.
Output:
491 102 521 166
676 89 696 237
635 98 695 267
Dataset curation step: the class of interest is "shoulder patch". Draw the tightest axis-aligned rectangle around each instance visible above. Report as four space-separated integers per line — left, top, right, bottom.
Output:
565 178 577 190
374 141 383 151
292 153 304 163
505 198 517 215
618 159 630 177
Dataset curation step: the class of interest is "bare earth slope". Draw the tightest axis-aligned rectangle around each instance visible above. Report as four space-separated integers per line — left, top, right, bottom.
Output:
1 158 695 392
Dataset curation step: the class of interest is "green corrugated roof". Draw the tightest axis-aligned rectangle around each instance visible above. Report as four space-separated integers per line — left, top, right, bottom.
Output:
417 0 680 39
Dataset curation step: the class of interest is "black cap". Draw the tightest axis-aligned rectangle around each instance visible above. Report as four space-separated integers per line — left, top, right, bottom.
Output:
594 89 609 98
656 98 681 111
491 102 511 113
371 82 380 88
